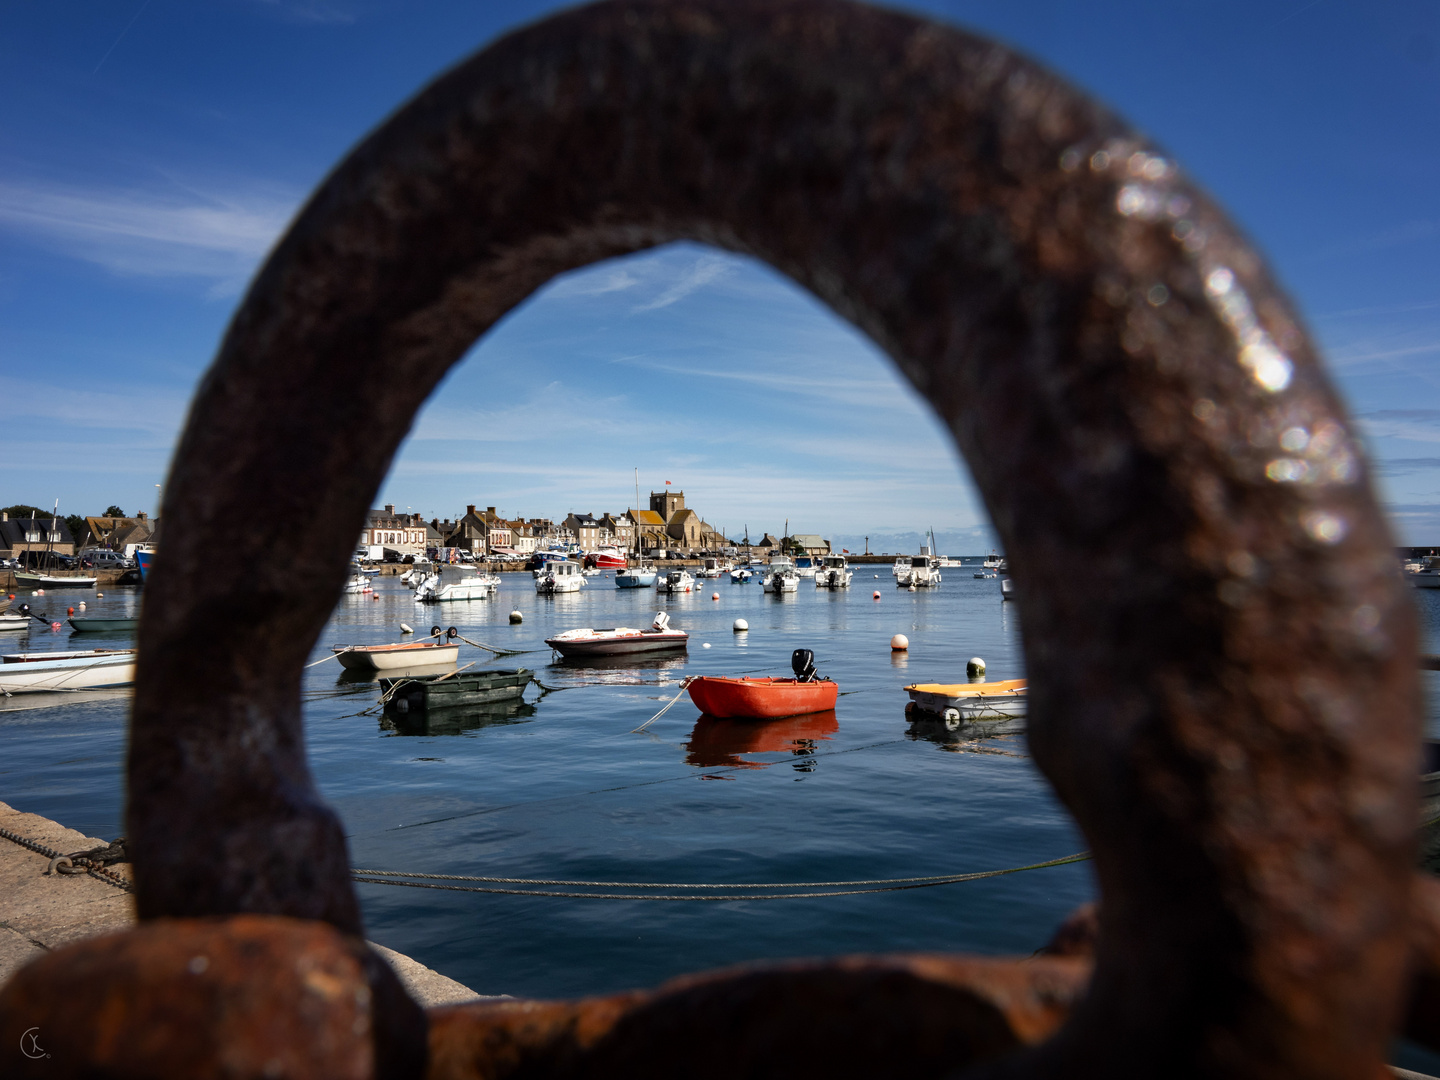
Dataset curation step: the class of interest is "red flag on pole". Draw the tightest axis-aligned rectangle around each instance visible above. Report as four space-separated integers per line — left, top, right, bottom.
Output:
665 480 671 485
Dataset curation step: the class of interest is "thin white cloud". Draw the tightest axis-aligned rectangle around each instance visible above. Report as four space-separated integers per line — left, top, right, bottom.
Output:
542 268 641 299
0 178 298 293
632 254 735 312
0 376 188 439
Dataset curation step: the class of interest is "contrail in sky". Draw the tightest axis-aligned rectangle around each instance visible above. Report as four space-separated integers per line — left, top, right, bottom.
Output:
94 0 152 76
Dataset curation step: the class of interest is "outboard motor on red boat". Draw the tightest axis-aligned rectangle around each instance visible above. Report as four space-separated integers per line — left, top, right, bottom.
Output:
791 649 817 683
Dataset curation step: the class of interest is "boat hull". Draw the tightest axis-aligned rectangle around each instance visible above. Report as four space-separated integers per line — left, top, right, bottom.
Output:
545 630 689 657
14 572 97 589
68 618 140 632
0 652 136 693
381 668 532 710
905 679 1028 721
0 614 30 632
615 571 657 588
332 642 460 673
687 676 838 719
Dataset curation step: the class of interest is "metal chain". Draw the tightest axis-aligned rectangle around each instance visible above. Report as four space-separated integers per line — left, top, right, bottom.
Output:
0 825 134 893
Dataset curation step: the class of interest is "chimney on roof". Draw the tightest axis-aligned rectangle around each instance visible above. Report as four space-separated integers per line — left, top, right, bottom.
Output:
384 504 395 514
1 512 6 521
487 507 496 515
467 505 476 516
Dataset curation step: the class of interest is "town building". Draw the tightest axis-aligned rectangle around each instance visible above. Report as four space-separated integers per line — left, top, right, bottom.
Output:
790 534 831 557
82 513 158 556
563 513 605 549
0 512 77 559
622 490 724 554
359 505 427 557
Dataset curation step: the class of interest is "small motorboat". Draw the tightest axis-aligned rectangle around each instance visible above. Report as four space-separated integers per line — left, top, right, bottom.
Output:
343 573 374 595
814 555 852 589
793 556 818 580
764 568 800 594
659 569 694 594
545 612 689 657
68 617 140 633
535 560 586 594
1001 577 1015 601
331 637 460 674
728 567 752 583
380 667 533 713
0 649 136 694
903 678 1027 723
415 571 499 602
697 558 728 579
686 649 838 719
0 613 30 632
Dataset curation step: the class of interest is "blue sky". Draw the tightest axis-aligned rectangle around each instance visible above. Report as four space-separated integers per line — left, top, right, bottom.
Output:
3 0 1439 550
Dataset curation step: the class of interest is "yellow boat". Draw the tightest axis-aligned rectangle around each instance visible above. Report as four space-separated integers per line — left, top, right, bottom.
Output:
903 678 1027 722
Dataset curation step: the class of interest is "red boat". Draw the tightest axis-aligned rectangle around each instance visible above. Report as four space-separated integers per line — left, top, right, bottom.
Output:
686 676 838 719
585 547 628 570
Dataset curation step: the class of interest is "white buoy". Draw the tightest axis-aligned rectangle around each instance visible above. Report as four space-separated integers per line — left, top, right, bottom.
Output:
712 593 719 600
702 643 711 649
967 656 986 678
874 574 878 578
733 618 749 632
907 583 916 592
400 623 414 635
78 601 86 611
509 610 523 624
891 634 909 651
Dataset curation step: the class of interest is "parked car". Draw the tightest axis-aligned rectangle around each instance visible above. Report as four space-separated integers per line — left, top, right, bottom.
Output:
82 550 134 569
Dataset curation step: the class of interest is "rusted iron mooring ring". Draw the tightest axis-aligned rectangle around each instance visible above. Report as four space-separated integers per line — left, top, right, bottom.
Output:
102 0 1425 1075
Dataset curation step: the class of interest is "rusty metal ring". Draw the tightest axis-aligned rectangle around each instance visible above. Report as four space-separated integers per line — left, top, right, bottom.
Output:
130 0 1420 1073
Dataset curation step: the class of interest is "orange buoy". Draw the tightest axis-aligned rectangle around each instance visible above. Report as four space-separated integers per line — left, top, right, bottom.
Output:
68 607 75 616
872 591 880 600
712 592 719 600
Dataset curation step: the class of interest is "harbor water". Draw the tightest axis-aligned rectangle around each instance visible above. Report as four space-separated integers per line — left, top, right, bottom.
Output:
2 568 1437 1000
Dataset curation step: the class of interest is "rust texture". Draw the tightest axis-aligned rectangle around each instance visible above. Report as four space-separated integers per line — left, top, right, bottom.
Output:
95 0 1419 1076
426 954 1091 1079
0 915 426 1079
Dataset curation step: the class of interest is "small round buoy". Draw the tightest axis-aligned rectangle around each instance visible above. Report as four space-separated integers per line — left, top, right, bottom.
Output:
872 591 880 600
50 621 61 631
509 610 523 624
907 583 916 592
35 589 44 596
712 592 719 600
702 643 711 649
78 601 86 610
891 634 909 651
874 574 878 578
96 592 103 598
67 607 74 616
400 623 414 635
966 656 986 678
733 618 748 632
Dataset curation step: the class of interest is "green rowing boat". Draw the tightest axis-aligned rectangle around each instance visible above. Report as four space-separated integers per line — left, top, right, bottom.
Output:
68 617 140 633
380 667 533 712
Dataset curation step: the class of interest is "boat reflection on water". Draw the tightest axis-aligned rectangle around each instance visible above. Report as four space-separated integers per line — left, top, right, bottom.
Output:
906 712 1026 753
381 697 537 736
336 662 453 686
547 651 689 687
685 710 838 770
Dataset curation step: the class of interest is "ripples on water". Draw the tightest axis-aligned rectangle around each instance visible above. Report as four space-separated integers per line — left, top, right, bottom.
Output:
2 571 1436 998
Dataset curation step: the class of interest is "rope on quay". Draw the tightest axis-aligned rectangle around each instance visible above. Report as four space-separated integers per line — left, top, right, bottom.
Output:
350 853 1091 901
0 826 134 893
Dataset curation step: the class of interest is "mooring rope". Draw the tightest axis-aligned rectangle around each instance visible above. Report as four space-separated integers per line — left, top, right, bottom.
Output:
351 852 1090 901
0 826 134 893
631 676 696 732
